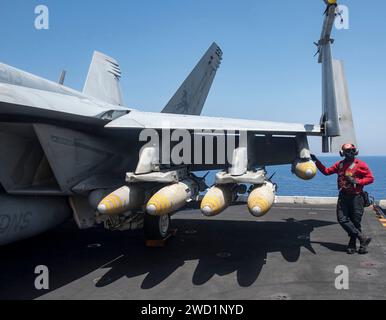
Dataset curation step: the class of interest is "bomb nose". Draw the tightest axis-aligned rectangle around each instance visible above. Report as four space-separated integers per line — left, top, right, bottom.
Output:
97 203 108 215
201 206 213 217
250 206 263 216
146 204 157 216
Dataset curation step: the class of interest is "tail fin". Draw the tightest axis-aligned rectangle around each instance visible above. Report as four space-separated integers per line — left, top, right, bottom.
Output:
318 2 357 152
83 51 124 106
161 42 222 115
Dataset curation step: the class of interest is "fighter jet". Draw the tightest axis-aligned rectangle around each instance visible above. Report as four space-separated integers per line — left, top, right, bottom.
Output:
0 1 355 245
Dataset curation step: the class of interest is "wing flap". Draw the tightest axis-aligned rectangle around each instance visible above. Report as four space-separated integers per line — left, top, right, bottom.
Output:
106 111 321 135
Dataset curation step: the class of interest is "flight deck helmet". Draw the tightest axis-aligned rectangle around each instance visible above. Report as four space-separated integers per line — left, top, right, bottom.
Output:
340 143 359 157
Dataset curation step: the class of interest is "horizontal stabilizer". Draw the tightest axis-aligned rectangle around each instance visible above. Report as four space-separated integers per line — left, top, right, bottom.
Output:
0 63 83 98
0 83 129 123
83 51 124 106
162 42 222 116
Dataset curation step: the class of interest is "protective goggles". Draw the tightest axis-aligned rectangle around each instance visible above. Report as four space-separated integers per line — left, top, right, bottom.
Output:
342 148 357 155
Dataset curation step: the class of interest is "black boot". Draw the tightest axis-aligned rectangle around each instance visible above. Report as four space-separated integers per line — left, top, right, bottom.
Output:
347 237 357 255
358 233 372 255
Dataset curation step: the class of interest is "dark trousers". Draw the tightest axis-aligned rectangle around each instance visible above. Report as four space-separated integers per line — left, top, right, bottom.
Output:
337 193 365 238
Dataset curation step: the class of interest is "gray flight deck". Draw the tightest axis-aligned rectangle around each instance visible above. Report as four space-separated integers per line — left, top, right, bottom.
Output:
1 204 385 300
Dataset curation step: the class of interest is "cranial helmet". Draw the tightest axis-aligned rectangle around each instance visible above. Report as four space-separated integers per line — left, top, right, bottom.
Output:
340 143 359 157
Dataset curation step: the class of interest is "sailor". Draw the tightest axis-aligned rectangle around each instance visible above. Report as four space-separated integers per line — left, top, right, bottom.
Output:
311 144 375 254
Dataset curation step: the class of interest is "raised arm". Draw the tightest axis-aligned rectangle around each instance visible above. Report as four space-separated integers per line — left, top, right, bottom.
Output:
316 161 340 176
311 155 339 176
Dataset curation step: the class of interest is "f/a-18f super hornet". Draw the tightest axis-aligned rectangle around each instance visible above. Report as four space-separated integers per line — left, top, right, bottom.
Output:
0 1 356 245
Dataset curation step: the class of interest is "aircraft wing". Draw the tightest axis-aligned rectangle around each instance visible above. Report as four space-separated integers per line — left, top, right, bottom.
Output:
105 111 322 136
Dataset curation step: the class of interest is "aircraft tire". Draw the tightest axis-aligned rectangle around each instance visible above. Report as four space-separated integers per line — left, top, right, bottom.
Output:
144 213 171 240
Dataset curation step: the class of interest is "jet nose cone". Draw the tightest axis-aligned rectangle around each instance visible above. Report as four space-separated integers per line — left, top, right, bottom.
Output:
146 204 157 216
201 206 213 217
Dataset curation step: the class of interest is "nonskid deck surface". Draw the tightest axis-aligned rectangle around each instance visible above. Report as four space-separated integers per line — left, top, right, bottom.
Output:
0 204 385 300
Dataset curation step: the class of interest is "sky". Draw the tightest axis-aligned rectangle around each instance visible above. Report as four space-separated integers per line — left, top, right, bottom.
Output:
0 0 385 155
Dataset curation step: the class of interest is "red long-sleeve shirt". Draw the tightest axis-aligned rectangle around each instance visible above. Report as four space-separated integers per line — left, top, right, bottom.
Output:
316 159 374 195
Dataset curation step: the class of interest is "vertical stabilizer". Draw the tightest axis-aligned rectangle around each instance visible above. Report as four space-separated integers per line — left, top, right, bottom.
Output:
162 43 222 115
83 51 124 106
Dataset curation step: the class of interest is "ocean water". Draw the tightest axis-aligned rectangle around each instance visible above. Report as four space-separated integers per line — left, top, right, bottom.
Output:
201 157 386 200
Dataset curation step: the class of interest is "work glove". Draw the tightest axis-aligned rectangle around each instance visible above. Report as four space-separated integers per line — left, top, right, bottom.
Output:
310 154 319 162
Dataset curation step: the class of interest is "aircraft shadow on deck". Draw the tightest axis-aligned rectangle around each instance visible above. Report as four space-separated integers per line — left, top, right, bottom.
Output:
0 218 339 300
